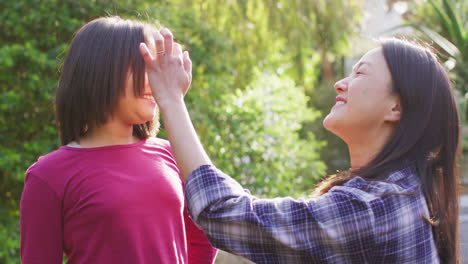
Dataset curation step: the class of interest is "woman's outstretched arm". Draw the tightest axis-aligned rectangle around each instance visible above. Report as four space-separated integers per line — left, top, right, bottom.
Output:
139 28 210 180
138 28 434 264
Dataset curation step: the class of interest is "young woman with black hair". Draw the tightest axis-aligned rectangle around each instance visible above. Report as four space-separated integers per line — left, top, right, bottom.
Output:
20 17 216 264
140 29 460 263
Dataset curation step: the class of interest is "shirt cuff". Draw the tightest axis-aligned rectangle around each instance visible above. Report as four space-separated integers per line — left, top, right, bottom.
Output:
185 164 246 223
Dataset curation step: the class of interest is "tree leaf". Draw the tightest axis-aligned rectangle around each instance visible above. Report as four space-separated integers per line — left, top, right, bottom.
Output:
387 24 460 58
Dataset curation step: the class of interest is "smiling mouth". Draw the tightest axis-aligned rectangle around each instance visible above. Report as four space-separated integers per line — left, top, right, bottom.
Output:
142 94 154 100
335 95 347 105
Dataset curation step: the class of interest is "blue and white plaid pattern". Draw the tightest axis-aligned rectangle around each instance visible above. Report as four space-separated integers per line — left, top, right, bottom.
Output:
185 165 440 264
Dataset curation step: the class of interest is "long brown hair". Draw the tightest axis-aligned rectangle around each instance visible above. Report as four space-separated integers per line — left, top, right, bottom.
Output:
56 16 159 145
314 39 460 263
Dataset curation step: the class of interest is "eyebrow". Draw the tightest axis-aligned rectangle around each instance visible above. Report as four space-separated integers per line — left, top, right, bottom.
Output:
352 61 372 72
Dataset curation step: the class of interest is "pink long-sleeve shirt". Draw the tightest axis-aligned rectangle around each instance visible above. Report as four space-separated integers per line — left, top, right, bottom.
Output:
20 137 217 264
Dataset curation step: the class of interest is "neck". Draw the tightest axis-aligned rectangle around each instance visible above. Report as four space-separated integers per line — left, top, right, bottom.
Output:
78 119 139 148
346 125 394 170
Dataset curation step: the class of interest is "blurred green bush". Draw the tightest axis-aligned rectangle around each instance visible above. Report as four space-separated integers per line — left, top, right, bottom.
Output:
201 72 326 197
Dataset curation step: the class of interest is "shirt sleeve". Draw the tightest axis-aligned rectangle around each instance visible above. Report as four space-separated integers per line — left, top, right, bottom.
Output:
20 173 63 264
185 165 377 264
184 204 218 264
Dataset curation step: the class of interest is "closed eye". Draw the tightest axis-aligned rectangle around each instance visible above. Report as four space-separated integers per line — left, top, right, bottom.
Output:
352 70 363 76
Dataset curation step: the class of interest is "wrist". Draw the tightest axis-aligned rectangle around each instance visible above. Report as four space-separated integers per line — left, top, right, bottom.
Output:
156 96 185 112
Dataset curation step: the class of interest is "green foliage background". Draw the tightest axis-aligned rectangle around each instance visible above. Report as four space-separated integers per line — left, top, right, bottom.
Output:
0 0 363 262
403 0 468 151
404 0 468 96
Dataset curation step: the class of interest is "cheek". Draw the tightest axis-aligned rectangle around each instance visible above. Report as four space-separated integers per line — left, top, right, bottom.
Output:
349 86 378 111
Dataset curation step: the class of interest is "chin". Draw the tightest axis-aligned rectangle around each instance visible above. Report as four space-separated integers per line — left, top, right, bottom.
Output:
323 115 353 145
323 113 336 131
323 113 343 135
143 115 156 123
134 114 156 125
142 108 158 121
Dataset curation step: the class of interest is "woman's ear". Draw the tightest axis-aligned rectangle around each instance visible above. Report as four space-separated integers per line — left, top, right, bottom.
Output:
384 98 401 123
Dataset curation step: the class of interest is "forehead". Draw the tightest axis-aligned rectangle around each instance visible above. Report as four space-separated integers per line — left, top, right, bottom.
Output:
355 47 387 70
354 47 393 91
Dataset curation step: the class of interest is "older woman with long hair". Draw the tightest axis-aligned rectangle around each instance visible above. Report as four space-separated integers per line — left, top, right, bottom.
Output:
140 29 460 263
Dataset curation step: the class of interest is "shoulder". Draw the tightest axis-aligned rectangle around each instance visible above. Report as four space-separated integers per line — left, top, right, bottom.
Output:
338 167 421 199
322 167 426 224
332 167 429 227
144 137 172 151
143 137 179 171
144 137 177 159
325 168 427 215
25 146 77 197
26 147 73 178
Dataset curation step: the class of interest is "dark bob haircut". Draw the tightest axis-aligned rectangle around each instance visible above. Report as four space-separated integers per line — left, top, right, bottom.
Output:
56 16 159 145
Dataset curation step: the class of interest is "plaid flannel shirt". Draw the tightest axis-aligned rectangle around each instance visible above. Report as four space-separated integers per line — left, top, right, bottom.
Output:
185 165 440 264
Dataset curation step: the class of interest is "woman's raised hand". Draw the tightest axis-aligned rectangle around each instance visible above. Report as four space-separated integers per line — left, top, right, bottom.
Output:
139 28 210 178
139 28 192 108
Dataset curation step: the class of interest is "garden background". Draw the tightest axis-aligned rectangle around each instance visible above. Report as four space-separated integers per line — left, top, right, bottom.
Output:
1 0 467 263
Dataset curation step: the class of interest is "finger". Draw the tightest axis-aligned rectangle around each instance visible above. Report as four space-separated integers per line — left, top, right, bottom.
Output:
183 51 192 82
160 28 173 56
173 43 184 65
183 51 192 73
173 43 183 57
153 31 164 56
139 43 154 65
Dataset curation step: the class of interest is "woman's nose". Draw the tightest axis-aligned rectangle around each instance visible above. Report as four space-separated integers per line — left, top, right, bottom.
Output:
334 79 348 93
